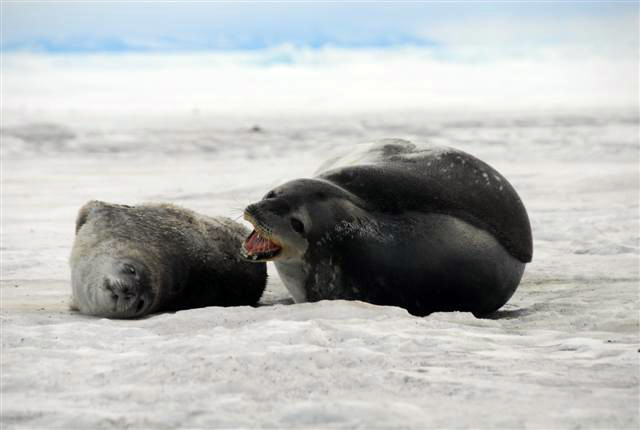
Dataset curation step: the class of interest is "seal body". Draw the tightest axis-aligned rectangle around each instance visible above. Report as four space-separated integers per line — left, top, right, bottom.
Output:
71 201 267 318
242 139 532 316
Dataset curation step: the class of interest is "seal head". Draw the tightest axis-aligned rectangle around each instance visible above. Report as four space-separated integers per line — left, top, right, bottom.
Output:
242 178 366 263
72 253 156 318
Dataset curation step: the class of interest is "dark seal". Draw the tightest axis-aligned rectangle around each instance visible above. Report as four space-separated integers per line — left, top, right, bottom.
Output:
242 139 532 316
71 201 266 318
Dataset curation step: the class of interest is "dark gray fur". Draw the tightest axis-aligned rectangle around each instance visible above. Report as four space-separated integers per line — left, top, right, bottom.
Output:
71 201 266 318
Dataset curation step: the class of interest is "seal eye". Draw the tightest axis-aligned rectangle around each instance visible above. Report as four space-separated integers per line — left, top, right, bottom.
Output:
290 218 305 235
265 191 276 199
122 263 136 275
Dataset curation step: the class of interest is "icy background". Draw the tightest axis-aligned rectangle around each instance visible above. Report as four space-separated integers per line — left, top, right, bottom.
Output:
2 103 638 428
1 4 639 426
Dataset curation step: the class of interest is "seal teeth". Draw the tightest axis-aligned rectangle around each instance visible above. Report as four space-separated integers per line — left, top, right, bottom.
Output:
242 229 282 260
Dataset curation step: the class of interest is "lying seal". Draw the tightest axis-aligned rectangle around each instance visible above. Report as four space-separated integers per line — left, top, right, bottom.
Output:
71 201 266 318
242 139 532 316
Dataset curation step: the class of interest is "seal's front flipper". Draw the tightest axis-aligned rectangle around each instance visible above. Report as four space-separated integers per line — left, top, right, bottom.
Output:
75 200 108 234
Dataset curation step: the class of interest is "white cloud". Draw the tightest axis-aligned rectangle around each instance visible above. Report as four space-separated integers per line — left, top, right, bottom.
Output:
2 46 637 115
417 12 638 60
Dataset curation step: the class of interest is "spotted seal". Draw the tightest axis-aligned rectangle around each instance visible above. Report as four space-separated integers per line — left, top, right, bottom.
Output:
242 139 532 316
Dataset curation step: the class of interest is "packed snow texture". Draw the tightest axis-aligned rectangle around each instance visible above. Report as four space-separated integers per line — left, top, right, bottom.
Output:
1 108 638 428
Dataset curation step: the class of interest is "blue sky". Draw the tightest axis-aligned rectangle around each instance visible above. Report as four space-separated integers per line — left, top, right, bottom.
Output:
1 1 637 53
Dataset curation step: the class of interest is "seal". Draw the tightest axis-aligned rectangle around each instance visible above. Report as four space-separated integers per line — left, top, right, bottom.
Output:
71 201 267 318
241 139 532 316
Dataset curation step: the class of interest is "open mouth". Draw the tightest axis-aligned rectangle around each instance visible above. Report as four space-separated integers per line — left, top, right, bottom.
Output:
242 229 282 261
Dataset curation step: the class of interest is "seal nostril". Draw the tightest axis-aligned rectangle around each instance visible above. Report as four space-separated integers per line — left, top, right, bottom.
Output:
136 299 145 313
111 293 118 301
104 279 114 292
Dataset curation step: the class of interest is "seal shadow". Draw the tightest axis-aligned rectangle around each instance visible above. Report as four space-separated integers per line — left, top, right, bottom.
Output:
258 297 296 307
477 305 540 320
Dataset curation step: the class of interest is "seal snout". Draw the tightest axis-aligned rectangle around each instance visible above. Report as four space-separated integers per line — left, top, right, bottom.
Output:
102 277 151 317
242 210 282 262
96 260 153 318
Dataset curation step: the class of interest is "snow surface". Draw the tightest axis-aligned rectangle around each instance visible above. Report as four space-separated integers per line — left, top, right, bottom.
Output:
1 107 638 429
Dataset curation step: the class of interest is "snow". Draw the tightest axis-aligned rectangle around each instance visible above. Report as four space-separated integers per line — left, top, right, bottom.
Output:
1 51 638 428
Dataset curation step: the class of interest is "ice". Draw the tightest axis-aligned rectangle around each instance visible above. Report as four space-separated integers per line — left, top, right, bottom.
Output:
1 53 638 428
